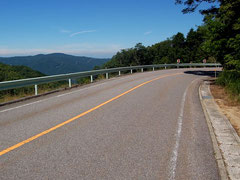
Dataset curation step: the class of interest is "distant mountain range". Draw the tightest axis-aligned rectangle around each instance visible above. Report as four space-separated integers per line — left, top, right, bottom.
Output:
0 53 109 75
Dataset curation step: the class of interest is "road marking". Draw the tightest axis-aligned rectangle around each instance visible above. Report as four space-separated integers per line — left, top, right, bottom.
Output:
0 73 183 157
0 99 46 113
55 82 108 97
0 81 110 113
168 78 199 180
0 73 143 113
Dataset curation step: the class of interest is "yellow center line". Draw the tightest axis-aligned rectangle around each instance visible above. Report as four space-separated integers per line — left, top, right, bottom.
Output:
0 72 183 157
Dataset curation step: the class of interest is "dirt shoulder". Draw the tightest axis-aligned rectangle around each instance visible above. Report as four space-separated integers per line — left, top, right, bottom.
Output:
210 83 240 136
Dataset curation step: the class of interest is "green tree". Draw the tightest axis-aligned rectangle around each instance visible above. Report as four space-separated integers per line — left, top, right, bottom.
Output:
185 28 206 62
171 32 186 62
176 0 240 70
133 43 150 65
151 39 173 63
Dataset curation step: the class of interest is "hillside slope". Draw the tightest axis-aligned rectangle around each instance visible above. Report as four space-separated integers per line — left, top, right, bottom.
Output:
0 53 109 75
0 63 45 82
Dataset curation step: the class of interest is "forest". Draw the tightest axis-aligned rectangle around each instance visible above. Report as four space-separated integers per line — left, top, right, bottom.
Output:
103 0 240 98
103 29 213 68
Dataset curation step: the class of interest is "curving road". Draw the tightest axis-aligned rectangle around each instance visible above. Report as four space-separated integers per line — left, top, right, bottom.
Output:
0 68 220 179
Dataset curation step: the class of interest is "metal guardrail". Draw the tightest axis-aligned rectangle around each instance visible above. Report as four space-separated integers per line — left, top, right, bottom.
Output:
0 63 221 95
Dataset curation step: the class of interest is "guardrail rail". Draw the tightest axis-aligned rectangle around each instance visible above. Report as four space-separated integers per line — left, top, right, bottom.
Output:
0 63 221 95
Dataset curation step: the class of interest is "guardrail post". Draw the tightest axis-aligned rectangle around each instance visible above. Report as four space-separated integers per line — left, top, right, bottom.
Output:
90 75 93 83
215 63 217 78
0 64 221 93
68 79 72 88
119 71 121 76
35 84 38 95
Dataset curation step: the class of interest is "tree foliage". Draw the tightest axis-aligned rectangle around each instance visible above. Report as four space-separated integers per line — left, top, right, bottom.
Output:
176 0 240 70
177 0 240 97
105 0 240 70
103 29 209 68
175 0 220 14
0 63 65 101
0 63 44 82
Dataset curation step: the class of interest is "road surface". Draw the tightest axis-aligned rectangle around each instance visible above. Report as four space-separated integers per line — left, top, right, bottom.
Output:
0 68 220 179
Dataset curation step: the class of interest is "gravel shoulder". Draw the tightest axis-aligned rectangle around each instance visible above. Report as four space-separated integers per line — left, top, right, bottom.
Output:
200 81 240 180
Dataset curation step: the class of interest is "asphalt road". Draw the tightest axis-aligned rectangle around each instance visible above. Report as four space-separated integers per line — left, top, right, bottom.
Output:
0 68 220 179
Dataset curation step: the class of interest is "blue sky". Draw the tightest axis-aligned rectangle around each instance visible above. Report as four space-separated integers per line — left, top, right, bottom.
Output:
0 0 209 58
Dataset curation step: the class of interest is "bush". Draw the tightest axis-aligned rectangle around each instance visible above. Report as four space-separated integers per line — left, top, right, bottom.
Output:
217 70 240 100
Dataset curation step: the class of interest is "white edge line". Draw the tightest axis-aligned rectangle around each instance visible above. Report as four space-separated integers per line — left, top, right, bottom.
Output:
0 74 138 113
168 78 199 180
0 71 190 114
0 81 109 113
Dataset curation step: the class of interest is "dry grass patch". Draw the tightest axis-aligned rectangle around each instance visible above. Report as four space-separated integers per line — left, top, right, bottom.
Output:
211 83 240 136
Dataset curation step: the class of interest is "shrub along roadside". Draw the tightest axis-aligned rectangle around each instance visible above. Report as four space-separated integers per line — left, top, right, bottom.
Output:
216 70 240 101
0 62 68 103
0 81 68 103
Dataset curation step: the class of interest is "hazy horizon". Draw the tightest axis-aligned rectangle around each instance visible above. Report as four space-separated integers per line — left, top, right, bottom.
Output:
0 0 212 58
0 52 112 59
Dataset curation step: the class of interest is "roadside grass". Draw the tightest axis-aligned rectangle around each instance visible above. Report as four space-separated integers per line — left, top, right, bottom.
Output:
211 83 240 136
0 81 69 103
216 70 240 102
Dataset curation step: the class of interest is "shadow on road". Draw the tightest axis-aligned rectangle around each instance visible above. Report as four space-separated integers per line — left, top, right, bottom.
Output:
184 70 221 78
